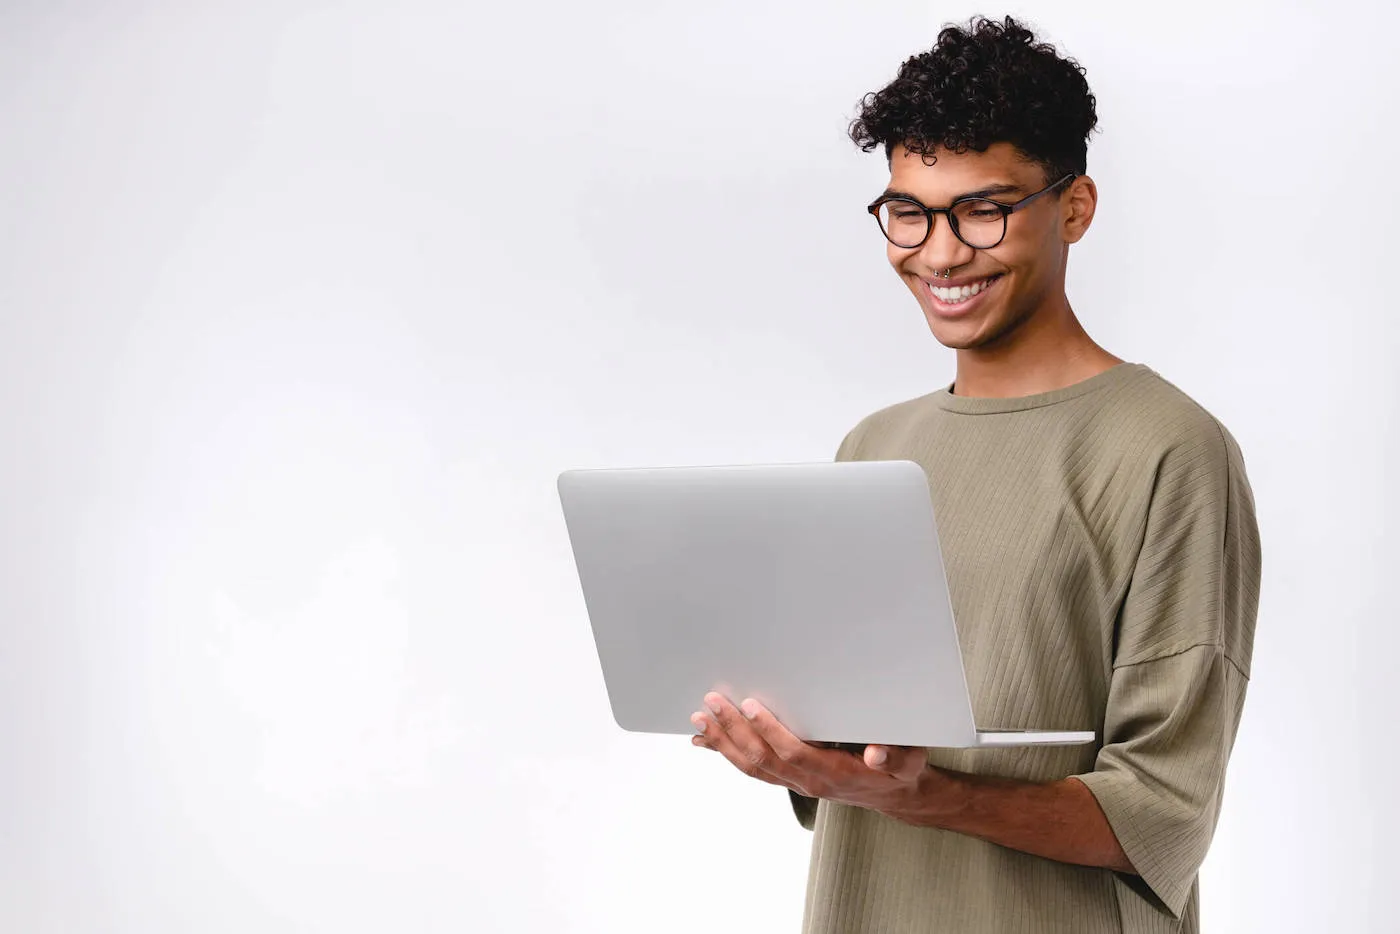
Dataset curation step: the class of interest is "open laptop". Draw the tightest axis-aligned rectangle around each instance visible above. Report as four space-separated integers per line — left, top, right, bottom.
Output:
557 460 1095 749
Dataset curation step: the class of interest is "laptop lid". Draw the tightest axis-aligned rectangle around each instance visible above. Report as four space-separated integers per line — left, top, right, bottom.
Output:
557 460 985 747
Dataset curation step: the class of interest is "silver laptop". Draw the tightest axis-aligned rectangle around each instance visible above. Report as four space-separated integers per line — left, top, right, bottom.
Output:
557 460 1094 749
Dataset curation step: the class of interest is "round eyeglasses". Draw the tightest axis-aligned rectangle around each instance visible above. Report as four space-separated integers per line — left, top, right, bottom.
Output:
867 173 1077 250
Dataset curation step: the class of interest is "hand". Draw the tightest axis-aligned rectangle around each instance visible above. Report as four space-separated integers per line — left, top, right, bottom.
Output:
691 692 931 815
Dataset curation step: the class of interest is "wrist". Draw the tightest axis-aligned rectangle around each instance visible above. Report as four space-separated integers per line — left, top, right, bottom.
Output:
881 764 968 828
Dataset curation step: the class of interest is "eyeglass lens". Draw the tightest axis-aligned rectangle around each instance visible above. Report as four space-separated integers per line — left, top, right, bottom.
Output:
876 200 1006 249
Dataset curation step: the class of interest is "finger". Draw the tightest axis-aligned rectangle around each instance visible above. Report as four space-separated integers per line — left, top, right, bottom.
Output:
702 693 804 782
691 710 789 787
690 711 717 747
864 745 892 771
734 698 819 769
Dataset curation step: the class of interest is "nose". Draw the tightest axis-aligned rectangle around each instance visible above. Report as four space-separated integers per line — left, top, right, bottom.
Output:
915 213 975 272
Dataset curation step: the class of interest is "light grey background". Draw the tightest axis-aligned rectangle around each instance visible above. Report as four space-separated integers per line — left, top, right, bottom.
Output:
1 1 1395 931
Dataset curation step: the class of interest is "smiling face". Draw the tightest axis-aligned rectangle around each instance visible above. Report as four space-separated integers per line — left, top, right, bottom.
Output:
879 141 1094 352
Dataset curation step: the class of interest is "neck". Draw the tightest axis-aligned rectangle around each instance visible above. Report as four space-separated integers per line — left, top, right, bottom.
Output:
951 294 1122 399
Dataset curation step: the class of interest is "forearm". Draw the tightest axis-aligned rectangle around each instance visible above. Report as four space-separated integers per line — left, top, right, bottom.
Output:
879 766 1136 875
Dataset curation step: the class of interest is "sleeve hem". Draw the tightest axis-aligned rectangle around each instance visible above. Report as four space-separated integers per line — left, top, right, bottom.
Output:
1071 772 1190 919
788 790 818 831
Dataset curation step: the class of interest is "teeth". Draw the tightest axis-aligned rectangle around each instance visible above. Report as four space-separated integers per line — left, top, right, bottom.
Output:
932 276 998 304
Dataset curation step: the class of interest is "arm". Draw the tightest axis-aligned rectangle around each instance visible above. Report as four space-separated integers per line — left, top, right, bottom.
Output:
881 766 1133 873
693 695 1131 873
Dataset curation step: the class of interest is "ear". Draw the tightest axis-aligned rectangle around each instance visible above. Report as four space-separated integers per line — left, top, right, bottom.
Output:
1062 175 1098 244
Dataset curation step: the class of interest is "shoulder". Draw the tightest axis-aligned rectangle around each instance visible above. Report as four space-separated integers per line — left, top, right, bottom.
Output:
834 391 942 460
1112 369 1262 669
1104 366 1248 478
1109 369 1258 580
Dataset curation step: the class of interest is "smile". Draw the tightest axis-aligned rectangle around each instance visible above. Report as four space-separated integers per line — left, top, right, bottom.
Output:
924 271 1002 316
928 274 1003 305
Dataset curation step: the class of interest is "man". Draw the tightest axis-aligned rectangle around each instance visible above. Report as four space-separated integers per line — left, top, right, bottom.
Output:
688 15 1261 934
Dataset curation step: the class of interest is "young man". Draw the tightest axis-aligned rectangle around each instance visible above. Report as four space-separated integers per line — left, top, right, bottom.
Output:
688 15 1261 934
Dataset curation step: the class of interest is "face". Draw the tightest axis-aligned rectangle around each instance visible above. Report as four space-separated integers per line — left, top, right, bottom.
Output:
878 141 1095 351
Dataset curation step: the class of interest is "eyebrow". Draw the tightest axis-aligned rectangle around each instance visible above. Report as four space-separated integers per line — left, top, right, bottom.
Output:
877 182 1024 203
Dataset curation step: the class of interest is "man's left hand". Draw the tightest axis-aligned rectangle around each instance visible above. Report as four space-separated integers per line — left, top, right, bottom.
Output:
690 692 932 815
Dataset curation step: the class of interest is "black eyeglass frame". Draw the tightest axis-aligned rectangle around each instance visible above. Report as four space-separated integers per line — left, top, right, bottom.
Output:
866 172 1078 251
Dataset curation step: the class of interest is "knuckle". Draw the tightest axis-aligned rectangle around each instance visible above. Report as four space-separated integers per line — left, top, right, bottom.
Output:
774 744 804 765
743 745 770 770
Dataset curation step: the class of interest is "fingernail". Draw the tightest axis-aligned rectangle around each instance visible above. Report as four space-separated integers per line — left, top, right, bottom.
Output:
740 699 759 719
704 696 722 715
691 714 708 734
868 747 887 766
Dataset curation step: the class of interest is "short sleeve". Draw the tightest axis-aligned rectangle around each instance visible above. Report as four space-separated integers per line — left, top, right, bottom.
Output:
787 425 867 830
1074 420 1262 917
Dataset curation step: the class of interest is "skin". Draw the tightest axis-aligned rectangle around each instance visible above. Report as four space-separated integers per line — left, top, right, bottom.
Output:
691 140 1135 876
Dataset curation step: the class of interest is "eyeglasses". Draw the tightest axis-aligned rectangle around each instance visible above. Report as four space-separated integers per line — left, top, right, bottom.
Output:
867 173 1077 250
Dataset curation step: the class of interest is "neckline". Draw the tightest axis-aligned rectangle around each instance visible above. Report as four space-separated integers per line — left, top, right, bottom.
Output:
931 362 1149 415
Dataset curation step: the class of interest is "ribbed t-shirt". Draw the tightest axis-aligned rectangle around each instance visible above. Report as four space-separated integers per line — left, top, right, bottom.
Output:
789 362 1262 934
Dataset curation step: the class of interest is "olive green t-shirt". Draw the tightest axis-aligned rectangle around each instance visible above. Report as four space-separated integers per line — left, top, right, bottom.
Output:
790 362 1261 934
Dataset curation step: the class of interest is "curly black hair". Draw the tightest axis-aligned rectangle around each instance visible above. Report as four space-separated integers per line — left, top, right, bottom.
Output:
848 15 1098 184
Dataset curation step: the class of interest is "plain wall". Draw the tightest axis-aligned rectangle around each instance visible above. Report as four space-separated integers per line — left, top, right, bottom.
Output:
1 1 1396 931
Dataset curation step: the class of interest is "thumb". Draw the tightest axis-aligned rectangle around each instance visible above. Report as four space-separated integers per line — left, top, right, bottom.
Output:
862 744 898 772
864 744 927 780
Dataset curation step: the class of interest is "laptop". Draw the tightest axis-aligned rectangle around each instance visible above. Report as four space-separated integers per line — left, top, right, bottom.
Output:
557 460 1095 749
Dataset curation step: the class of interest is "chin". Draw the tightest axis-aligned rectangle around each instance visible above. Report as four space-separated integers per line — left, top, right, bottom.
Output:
921 307 987 350
920 294 1031 351
925 326 982 351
